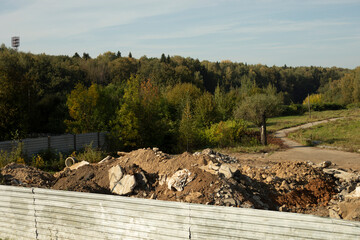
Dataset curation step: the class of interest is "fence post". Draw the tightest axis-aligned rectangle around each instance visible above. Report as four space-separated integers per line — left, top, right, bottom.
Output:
48 136 51 149
97 132 100 148
73 134 77 151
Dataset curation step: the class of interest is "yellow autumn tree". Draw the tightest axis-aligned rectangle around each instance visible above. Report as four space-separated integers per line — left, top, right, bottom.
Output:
302 93 323 105
65 83 101 133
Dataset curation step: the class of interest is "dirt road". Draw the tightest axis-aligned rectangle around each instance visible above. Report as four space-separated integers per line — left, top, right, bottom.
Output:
266 118 360 171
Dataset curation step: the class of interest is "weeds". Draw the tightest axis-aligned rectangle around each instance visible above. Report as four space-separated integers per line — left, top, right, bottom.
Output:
75 142 106 163
0 142 24 168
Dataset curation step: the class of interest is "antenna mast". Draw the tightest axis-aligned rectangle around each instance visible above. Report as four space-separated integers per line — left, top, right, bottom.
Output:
11 36 20 51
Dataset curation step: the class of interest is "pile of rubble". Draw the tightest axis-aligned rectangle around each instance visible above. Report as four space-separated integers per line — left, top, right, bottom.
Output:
1 147 359 221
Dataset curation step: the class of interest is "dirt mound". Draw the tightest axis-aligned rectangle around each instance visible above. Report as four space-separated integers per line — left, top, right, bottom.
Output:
121 149 209 175
276 178 336 209
2 148 358 221
1 163 54 188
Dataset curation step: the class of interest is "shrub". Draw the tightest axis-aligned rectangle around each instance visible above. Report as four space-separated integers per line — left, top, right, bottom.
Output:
346 102 360 109
32 154 45 169
279 104 306 116
76 143 105 163
311 103 345 111
0 142 24 168
204 120 248 148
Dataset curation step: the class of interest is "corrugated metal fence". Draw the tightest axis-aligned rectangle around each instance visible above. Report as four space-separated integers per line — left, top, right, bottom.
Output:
0 132 107 156
0 185 359 240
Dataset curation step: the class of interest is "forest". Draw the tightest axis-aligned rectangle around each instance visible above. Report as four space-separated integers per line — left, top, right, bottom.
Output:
0 44 359 153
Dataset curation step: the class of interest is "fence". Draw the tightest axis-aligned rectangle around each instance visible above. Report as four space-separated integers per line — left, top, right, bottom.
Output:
0 132 107 156
0 185 359 240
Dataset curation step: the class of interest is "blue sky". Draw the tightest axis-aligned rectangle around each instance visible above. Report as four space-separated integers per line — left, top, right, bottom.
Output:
0 0 359 68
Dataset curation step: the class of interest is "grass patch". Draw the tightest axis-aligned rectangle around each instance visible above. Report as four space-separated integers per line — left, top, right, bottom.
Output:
216 144 281 154
266 108 360 132
288 118 360 152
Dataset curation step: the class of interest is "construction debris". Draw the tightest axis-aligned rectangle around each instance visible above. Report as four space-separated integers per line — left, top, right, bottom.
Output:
1 148 360 221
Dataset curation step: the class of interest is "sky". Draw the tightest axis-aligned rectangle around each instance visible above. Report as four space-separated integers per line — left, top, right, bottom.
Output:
0 0 359 68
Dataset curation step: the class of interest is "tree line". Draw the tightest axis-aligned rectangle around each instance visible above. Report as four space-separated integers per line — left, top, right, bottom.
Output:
0 44 358 152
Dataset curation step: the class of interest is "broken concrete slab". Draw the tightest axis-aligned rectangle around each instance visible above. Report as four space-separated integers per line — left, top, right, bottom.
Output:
69 161 89 171
167 169 192 191
112 175 137 195
323 168 360 183
109 165 123 191
218 164 237 179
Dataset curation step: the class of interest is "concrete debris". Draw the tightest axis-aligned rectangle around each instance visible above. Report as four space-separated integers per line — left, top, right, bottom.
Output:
319 161 332 169
65 157 77 167
329 209 342 219
117 151 127 157
345 186 360 199
69 161 89 170
112 175 137 195
109 165 124 191
98 155 112 164
198 148 237 164
3 148 360 222
323 168 360 183
219 164 234 179
167 169 193 191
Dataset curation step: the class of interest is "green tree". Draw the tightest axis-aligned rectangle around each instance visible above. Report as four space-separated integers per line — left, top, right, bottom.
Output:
194 91 216 128
110 76 170 150
214 85 235 121
234 85 282 145
166 83 201 119
179 99 196 151
65 83 110 133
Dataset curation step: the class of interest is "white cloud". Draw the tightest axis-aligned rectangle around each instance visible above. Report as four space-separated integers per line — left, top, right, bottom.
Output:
232 20 350 35
0 0 208 41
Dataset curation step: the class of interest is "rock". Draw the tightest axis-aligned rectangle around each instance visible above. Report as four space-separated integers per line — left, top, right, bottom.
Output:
223 198 236 206
345 186 360 199
219 164 234 179
319 161 332 168
265 176 274 183
112 175 137 195
69 161 89 170
98 155 112 164
117 151 127 157
158 175 167 186
167 169 192 191
323 168 360 183
185 192 203 202
153 147 159 152
202 148 214 155
135 171 148 186
109 165 123 191
329 209 341 219
280 180 290 191
338 199 360 221
279 205 288 212
208 161 220 171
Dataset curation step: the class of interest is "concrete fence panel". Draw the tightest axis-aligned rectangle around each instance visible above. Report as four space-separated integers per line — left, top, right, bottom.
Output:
23 137 48 156
51 134 75 153
0 132 108 157
0 185 360 240
0 140 17 153
76 132 99 150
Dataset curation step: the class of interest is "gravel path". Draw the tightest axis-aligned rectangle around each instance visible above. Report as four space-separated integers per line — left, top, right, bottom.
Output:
266 118 360 171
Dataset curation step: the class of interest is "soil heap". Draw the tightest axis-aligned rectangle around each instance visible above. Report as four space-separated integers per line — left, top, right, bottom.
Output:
1 148 359 221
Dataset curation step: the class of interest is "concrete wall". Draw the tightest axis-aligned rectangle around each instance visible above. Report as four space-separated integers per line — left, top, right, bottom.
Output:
0 185 359 240
0 132 107 157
